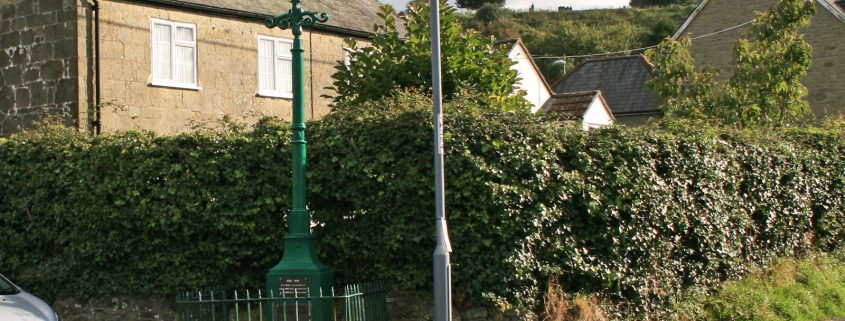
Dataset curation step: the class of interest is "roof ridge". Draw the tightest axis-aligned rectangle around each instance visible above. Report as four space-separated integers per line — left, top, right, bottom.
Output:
135 0 382 37
820 0 845 22
550 54 649 89
551 90 600 97
582 54 644 63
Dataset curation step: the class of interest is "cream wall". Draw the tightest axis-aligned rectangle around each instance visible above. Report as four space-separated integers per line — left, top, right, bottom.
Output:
77 0 356 134
581 98 614 130
508 45 550 114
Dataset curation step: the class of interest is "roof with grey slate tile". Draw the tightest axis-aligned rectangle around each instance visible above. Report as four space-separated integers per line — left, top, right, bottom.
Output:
550 55 660 115
136 0 384 36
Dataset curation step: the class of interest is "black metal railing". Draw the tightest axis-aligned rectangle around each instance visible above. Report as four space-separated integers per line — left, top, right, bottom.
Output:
176 283 387 321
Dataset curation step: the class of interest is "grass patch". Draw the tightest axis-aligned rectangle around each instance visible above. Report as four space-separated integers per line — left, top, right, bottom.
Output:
675 253 845 321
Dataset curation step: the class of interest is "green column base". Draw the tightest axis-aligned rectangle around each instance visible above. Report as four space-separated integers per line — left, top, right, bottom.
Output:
266 234 334 321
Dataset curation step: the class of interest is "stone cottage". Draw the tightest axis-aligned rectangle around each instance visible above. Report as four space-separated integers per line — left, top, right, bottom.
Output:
0 0 382 136
673 0 845 119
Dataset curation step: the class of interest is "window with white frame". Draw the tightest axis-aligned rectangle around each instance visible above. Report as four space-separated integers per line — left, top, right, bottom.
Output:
257 36 293 98
150 19 198 89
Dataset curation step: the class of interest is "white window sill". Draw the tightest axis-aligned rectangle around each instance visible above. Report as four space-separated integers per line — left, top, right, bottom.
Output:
150 81 202 91
257 91 293 99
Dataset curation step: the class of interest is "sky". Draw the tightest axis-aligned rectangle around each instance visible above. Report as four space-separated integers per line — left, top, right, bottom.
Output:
380 0 631 11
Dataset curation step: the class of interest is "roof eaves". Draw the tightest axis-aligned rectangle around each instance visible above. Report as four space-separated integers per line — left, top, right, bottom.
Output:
514 38 553 95
819 0 845 23
676 0 845 39
551 90 600 99
673 0 710 39
133 0 374 38
614 110 662 116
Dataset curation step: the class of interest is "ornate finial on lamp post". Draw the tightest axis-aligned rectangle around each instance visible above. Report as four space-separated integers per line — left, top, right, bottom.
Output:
265 1 332 321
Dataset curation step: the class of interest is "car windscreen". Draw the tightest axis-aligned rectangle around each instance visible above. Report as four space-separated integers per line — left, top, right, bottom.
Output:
0 275 19 294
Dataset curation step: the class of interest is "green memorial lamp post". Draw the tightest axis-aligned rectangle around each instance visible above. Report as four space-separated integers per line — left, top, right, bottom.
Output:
265 1 332 320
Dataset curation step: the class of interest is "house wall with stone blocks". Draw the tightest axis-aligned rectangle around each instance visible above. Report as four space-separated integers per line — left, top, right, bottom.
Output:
2 0 363 136
87 0 355 134
678 0 845 118
0 0 79 136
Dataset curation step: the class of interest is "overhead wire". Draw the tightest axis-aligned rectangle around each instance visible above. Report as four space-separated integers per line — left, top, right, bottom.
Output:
521 19 756 60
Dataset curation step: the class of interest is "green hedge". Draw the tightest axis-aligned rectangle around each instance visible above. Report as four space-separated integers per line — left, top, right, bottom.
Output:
0 124 292 298
309 104 844 317
1 103 843 319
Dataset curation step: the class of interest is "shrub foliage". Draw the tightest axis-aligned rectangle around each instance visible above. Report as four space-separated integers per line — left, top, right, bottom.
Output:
328 1 526 111
0 123 292 298
0 104 843 319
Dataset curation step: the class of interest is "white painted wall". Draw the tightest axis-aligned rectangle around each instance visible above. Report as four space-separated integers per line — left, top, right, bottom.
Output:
508 45 551 113
581 98 614 131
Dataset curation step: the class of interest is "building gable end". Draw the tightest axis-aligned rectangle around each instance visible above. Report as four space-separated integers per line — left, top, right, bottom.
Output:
674 0 845 40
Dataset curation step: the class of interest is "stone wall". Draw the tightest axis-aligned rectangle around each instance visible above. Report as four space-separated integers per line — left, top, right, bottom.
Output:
54 297 176 321
0 0 79 136
681 0 845 118
90 0 356 134
53 294 531 321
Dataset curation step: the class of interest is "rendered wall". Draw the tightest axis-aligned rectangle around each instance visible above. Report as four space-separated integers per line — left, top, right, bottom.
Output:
581 98 614 130
508 44 551 114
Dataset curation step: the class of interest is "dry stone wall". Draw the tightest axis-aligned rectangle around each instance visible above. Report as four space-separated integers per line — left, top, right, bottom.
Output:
0 0 79 136
53 294 528 321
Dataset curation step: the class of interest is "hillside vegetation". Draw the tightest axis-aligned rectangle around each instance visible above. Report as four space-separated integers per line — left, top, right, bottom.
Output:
460 4 697 82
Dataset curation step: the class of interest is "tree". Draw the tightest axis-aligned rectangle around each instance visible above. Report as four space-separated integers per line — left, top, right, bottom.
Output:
456 0 505 10
475 3 501 25
327 1 527 112
630 0 695 7
646 0 815 127
645 36 723 121
726 0 815 126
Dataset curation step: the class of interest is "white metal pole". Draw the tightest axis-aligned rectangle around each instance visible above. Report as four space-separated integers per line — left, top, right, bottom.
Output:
430 1 452 321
